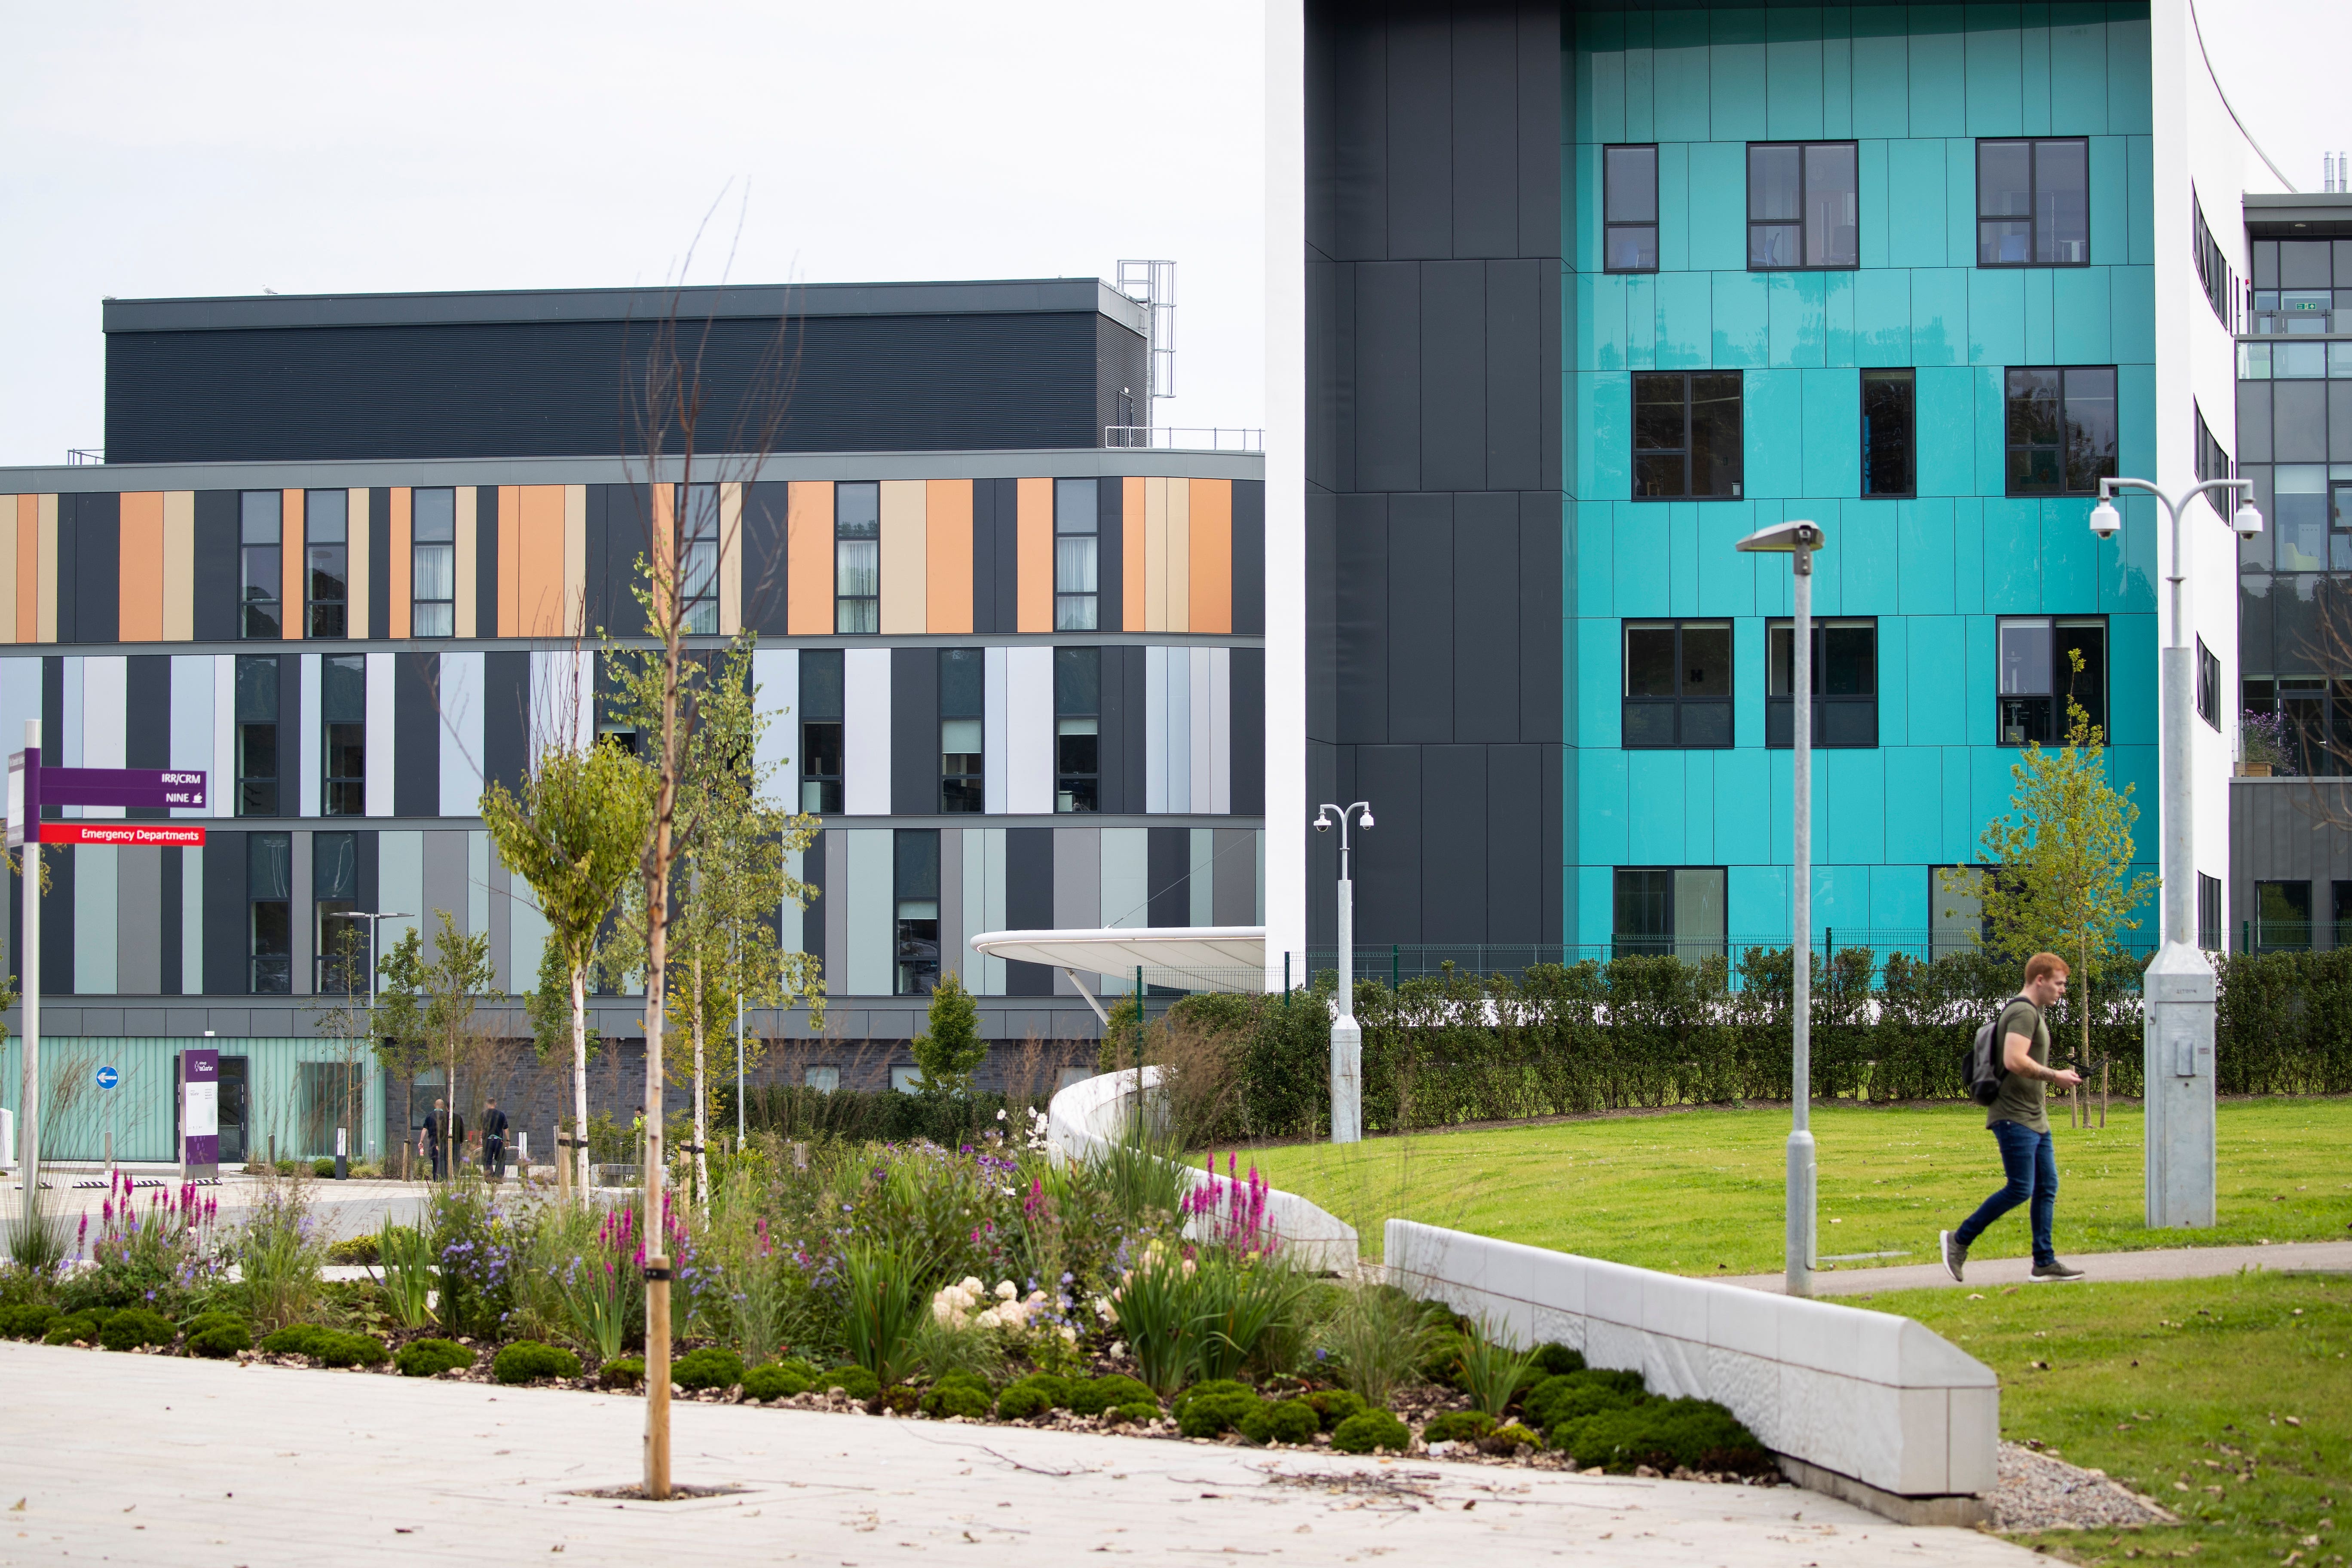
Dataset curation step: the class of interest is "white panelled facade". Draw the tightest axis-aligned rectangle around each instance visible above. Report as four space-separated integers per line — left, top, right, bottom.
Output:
842 649 891 816
750 648 798 812
298 653 323 818
365 652 395 817
438 649 484 817
1004 646 1053 814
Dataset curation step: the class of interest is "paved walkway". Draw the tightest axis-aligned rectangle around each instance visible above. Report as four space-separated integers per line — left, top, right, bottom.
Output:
0 1344 2036 1566
1726 1238 2352 1295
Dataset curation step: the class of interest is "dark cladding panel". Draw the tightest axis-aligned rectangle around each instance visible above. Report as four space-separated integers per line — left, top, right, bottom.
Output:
1353 263 1422 495
483 652 530 798
1421 263 1486 492
1098 475 1124 634
1386 495 1454 744
1485 260 1544 491
1335 493 1389 745
1147 827 1191 928
1421 746 1489 942
1520 491 1563 744
1122 644 1148 813
204 829 247 994
1004 828 1056 995
394 652 441 817
1230 647 1265 816
1231 480 1265 636
971 479 1001 634
1451 493 1520 744
743 482 790 634
990 479 1020 634
1484 744 1544 943
71 491 121 645
41 844 74 995
891 648 939 815
475 484 500 638
366 488 392 640
1450 10 1521 259
1384 12 1453 260
160 846 182 995
1351 745 1423 944
193 491 242 642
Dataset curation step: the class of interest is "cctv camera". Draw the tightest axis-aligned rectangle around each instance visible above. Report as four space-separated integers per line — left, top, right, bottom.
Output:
1359 812 1374 830
1314 816 1331 833
2087 499 2120 540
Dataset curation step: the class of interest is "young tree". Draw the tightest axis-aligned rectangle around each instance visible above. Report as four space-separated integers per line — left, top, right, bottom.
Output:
910 975 986 1099
480 735 655 1197
1944 649 2158 1102
373 912 502 1173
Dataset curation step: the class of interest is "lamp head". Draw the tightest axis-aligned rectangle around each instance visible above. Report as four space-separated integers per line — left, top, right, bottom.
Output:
1314 812 1331 833
2087 499 2121 540
1733 519 1827 555
2234 498 2265 539
1358 809 1374 830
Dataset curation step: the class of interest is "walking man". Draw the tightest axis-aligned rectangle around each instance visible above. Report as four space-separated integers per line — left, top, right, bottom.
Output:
481 1096 509 1182
1942 952 2087 1283
420 1098 447 1182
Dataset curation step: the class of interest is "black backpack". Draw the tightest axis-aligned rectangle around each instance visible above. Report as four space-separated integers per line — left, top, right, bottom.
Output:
1965 996 2034 1106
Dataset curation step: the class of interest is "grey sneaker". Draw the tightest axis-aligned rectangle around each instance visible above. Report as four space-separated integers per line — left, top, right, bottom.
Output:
1940 1231 1967 1283
2030 1259 2086 1282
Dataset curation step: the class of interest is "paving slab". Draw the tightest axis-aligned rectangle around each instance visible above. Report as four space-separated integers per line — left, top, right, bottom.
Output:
0 1343 2037 1566
1725 1239 2352 1295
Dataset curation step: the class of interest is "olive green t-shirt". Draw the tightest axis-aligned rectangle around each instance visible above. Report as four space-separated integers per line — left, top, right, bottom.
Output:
1987 997 2051 1134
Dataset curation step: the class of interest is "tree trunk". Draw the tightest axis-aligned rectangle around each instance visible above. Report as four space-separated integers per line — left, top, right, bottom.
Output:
571 960 591 1201
692 955 709 1210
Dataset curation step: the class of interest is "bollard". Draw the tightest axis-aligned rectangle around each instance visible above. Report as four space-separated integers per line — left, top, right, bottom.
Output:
334 1126 348 1181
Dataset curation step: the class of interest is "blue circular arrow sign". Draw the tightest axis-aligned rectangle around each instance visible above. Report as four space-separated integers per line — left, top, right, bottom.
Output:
95 1066 119 1090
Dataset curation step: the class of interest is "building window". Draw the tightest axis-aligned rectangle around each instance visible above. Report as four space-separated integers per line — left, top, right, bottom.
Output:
1054 478 1099 631
1604 144 1659 272
1931 867 1992 959
2251 238 2340 335
411 488 455 638
894 829 940 997
2191 191 2239 332
2196 637 2220 731
240 492 282 639
1747 141 1858 270
1623 621 1732 748
2004 367 2116 496
2274 466 2331 573
1997 616 2106 745
2200 872 2224 954
799 649 844 814
1860 369 1915 497
939 648 983 813
306 489 348 639
2242 677 2346 778
1767 619 1878 747
2253 879 2312 952
1612 867 1726 960
322 654 366 815
315 830 361 993
1054 646 1099 813
678 482 720 636
236 655 279 816
1977 138 2089 266
835 481 879 634
1632 373 1743 499
803 1065 840 1093
2335 882 2352 954
250 831 291 994
2193 402 2232 486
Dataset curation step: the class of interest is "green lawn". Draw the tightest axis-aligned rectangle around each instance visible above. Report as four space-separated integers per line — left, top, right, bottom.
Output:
1240 1099 2352 1275
1875 1273 2350 1568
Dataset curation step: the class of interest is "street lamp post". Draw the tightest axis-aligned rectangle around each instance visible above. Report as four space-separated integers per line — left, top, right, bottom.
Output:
1313 800 1373 1144
2086 477 2261 1229
348 910 410 1168
1736 519 1826 1298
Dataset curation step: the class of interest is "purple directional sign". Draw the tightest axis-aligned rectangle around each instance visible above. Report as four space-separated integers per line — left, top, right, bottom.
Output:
41 767 208 811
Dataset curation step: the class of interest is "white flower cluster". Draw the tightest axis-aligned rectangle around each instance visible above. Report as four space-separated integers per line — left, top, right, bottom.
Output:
931 1276 1050 1333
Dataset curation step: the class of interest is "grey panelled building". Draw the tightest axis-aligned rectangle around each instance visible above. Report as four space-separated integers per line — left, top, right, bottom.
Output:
0 279 1265 1165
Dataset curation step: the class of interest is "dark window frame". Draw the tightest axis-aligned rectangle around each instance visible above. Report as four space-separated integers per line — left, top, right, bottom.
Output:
2252 879 2313 953
315 829 362 993
835 481 880 636
799 649 845 814
1603 143 1660 274
677 482 720 636
893 828 940 997
1631 371 1744 500
305 489 348 640
1859 368 1916 498
2199 872 2224 953
239 491 282 641
235 654 279 816
1746 140 1860 272
1996 615 2108 747
1975 137 2092 268
1765 617 1880 748
1611 866 1729 959
2191 190 2239 331
410 487 456 639
1621 619 1734 749
2003 365 2118 497
249 830 291 994
322 652 366 817
2193 402 2233 487
1053 478 1099 632
1054 646 1100 814
939 647 983 813
2196 637 2220 731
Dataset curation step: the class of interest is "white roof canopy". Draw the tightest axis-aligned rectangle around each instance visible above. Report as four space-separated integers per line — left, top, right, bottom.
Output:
966 927 1266 1016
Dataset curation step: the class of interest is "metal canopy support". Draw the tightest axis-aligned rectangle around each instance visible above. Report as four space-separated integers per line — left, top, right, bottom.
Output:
1060 967 1111 1026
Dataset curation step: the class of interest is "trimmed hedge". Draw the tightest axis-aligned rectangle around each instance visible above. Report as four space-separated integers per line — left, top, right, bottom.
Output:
738 1085 1053 1145
671 1347 745 1391
491 1341 582 1384
96 1309 175 1351
395 1338 475 1378
1330 1408 1410 1454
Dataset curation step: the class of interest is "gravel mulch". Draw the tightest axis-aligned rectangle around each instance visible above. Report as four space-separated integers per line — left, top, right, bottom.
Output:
1986 1441 2179 1533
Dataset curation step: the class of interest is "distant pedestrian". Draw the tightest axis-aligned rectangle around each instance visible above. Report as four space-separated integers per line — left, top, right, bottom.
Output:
1942 952 2087 1283
481 1098 509 1181
420 1099 447 1181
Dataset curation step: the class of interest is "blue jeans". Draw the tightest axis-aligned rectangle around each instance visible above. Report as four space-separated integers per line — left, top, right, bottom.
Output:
1954 1121 2057 1266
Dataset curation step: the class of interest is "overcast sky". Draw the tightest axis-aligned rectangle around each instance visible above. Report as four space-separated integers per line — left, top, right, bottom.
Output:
0 1 2335 469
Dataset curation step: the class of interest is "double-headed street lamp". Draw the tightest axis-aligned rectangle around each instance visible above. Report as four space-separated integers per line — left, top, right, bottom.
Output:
1736 519 1826 1297
1314 800 1373 1144
2087 477 2261 1229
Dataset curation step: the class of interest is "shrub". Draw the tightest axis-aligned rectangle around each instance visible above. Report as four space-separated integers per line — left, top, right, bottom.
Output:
599 1355 646 1388
1549 1397 1770 1475
825 1364 881 1402
0 1304 58 1341
1320 1286 1439 1407
994 1373 1072 1422
1068 1374 1157 1418
324 1235 380 1267
395 1338 476 1378
1448 1320 1539 1418
1529 1343 1585 1377
1106 1400 1160 1425
492 1341 583 1385
315 1331 389 1368
312 1159 337 1178
1421 1409 1496 1444
921 1376 994 1420
672 1347 747 1391
1302 1387 1366 1431
874 1384 921 1415
1330 1408 1411 1455
97 1309 176 1351
741 1363 811 1402
1525 1370 1646 1435
43 1313 102 1346
1479 1423 1542 1455
1173 1379 1261 1439
1237 1398 1320 1445
184 1317 251 1359
258 1324 330 1358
